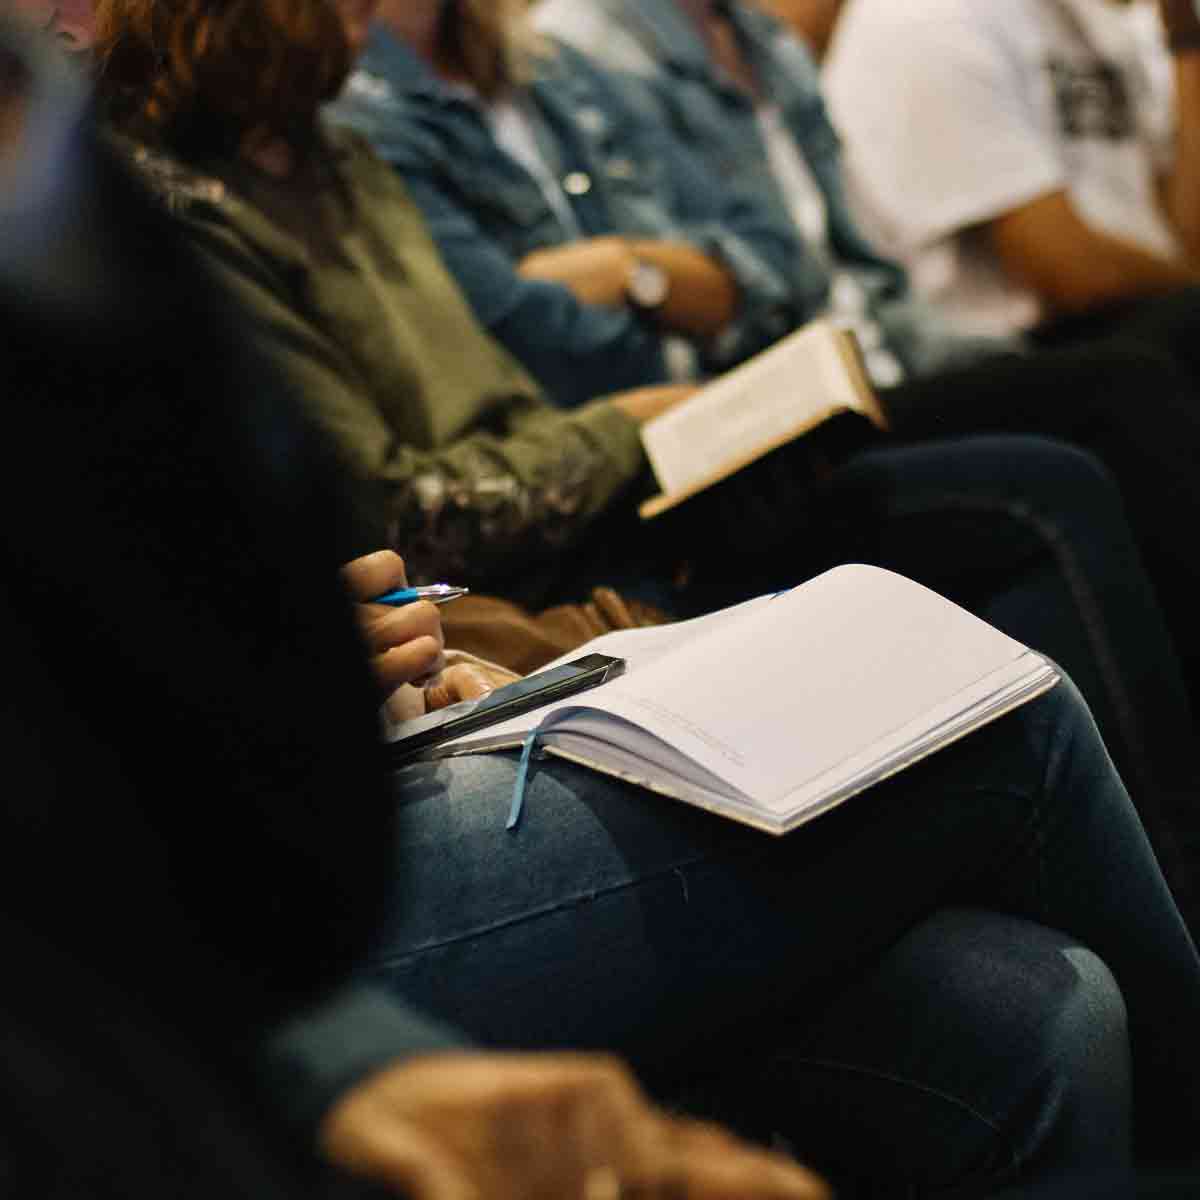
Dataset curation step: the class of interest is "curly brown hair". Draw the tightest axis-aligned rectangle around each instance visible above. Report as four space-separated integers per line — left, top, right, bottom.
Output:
93 0 352 154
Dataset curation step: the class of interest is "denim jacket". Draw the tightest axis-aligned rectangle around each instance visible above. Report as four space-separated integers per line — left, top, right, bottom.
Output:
537 0 902 283
536 0 1009 377
326 25 806 407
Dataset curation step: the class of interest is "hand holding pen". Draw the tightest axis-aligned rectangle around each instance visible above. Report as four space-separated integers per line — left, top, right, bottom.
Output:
341 552 450 694
370 582 470 607
340 551 493 714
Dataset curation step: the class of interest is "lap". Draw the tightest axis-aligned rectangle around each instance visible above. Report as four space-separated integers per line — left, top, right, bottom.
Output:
687 908 1131 1192
810 433 1200 870
363 681 1101 1061
369 674 1200 1171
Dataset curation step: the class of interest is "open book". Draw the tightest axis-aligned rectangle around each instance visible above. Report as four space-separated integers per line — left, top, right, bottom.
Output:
639 318 887 519
438 565 1059 835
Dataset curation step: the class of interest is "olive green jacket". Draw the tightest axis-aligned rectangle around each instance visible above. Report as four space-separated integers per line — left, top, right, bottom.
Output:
120 126 647 587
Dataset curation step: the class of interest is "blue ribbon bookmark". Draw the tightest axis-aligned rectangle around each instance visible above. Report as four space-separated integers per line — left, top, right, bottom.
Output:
507 728 543 831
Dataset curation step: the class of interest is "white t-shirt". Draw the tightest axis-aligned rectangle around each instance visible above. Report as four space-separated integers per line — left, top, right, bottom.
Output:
824 0 1178 336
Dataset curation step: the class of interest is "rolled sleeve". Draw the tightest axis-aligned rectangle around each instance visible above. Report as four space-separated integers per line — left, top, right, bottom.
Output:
689 213 800 366
257 984 468 1137
548 391 648 481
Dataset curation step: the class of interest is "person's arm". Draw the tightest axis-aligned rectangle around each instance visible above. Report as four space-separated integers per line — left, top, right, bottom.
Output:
627 238 739 335
1162 56 1200 257
1157 1 1200 259
263 949 827 1197
393 172 676 406
321 1051 829 1200
183 219 667 583
567 48 806 365
989 4 1200 309
518 234 738 337
987 188 1200 315
326 70 672 403
258 984 467 1139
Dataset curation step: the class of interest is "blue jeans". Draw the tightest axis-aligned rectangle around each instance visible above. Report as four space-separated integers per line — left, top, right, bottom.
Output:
366 678 1200 1196
684 433 1200 940
541 433 1200 938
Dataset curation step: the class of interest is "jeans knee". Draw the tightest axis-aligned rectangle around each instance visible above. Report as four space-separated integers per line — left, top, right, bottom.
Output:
764 910 1133 1193
1017 942 1132 1172
1049 944 1128 1080
993 435 1121 510
937 915 1133 1177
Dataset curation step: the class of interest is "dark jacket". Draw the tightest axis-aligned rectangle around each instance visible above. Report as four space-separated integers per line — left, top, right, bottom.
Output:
1 95 460 1151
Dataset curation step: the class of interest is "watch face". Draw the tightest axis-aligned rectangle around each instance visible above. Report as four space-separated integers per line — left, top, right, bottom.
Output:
628 259 670 308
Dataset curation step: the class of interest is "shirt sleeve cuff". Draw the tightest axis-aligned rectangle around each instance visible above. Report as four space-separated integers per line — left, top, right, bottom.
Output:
689 224 795 365
895 165 1065 251
257 984 468 1137
571 399 648 484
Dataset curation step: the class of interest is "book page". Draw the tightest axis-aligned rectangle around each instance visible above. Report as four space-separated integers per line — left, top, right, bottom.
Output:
445 566 1042 818
516 593 773 675
439 593 776 750
585 567 1035 806
640 320 878 497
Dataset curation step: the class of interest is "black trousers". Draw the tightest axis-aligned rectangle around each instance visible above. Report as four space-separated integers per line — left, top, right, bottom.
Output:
884 291 1200 692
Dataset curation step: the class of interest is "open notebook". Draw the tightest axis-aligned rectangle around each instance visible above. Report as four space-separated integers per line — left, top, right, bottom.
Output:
437 565 1059 835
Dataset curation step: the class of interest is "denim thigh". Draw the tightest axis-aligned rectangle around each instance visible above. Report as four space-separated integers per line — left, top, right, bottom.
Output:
810 434 1200 935
365 678 1200 1165
727 908 1130 1196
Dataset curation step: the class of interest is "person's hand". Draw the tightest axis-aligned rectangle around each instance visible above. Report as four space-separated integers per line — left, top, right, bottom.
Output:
519 237 636 308
422 660 519 712
384 657 520 722
321 1052 830 1200
609 383 697 426
341 551 446 695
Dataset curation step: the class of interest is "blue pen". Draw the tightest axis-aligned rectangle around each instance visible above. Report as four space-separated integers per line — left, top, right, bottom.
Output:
371 583 470 607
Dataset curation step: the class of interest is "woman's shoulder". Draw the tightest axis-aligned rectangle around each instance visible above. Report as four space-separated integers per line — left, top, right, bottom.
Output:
106 131 231 219
326 65 465 174
321 120 431 208
105 131 310 293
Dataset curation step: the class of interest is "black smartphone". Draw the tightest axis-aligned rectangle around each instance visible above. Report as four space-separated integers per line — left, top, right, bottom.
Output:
387 652 626 763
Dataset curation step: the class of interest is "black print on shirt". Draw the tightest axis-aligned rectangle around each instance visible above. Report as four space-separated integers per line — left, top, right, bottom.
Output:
1046 57 1135 140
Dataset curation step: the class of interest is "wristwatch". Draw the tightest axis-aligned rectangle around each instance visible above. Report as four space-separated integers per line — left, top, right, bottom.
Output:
625 257 670 311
